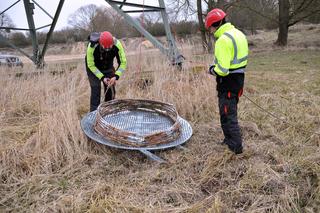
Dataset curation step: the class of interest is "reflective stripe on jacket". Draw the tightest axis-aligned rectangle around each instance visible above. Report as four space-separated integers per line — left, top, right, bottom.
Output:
114 39 127 78
213 23 248 77
86 43 104 79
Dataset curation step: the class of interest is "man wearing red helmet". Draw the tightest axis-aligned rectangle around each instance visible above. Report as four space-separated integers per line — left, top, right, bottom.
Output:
85 31 127 111
205 8 249 154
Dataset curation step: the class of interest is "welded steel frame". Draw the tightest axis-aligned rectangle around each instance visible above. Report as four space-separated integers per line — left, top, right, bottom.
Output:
81 110 192 162
0 0 65 67
105 0 184 65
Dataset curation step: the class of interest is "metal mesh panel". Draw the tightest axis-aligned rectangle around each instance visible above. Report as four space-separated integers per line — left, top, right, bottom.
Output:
103 110 173 135
81 111 193 151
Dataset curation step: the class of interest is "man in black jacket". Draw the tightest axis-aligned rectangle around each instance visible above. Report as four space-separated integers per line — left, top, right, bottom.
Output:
85 31 127 112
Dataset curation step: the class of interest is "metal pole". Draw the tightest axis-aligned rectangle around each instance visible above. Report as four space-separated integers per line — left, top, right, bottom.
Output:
23 0 38 64
158 0 183 65
0 27 30 31
31 0 53 19
105 0 183 66
0 34 34 61
38 0 65 67
119 0 126 9
107 1 168 56
0 0 21 16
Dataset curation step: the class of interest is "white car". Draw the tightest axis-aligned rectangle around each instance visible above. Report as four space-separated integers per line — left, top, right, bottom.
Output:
0 54 24 67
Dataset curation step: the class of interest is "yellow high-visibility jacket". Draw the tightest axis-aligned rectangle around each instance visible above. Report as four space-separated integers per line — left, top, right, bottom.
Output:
213 23 248 76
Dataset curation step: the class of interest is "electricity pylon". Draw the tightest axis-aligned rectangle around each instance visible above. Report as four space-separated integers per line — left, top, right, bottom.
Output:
0 0 184 67
0 0 65 68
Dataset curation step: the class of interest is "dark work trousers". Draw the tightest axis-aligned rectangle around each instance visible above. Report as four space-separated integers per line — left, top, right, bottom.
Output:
86 68 116 112
218 92 243 153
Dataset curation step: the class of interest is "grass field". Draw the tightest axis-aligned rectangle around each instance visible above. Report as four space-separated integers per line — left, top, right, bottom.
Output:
1 25 320 212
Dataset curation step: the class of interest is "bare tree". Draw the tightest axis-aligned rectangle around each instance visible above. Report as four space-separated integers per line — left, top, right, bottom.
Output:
0 14 15 36
141 12 161 25
91 7 113 32
167 0 197 21
197 0 228 52
231 0 320 46
68 4 98 33
227 0 278 34
276 0 290 45
10 32 29 47
68 5 131 39
276 0 320 45
197 0 207 51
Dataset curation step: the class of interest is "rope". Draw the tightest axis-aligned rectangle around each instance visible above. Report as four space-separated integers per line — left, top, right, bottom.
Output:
104 84 115 100
243 93 320 136
183 59 320 137
181 59 319 137
243 94 286 120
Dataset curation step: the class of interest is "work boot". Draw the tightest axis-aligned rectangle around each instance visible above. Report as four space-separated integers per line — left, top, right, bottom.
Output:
220 139 227 146
229 146 243 154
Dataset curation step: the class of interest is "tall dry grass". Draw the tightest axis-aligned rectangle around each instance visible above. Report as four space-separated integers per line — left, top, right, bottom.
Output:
1 24 320 212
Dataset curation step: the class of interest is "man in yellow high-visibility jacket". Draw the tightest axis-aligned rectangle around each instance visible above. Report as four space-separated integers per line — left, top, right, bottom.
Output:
205 8 249 154
85 31 127 112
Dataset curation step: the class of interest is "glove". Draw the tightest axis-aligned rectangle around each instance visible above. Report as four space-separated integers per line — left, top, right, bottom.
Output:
208 64 216 76
102 77 110 85
108 76 117 86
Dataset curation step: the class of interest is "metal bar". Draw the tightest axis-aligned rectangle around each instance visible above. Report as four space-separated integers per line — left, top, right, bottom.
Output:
177 145 189 151
38 0 65 67
0 26 30 31
124 9 160 13
23 0 39 63
158 0 183 65
119 0 126 9
0 0 21 16
35 24 51 30
0 34 34 62
139 150 166 163
31 0 53 19
108 0 164 10
106 0 169 57
105 0 183 66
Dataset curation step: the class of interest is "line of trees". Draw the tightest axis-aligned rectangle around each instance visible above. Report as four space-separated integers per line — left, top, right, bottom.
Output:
0 4 198 48
195 0 320 50
0 0 320 50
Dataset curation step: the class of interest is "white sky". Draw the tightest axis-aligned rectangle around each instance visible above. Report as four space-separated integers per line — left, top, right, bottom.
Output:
1 0 159 30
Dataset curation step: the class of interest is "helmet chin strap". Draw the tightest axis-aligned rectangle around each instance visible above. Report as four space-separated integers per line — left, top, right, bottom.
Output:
215 20 223 30
210 20 224 34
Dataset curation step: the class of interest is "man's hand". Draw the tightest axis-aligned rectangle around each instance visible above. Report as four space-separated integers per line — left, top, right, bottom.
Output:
208 64 216 76
103 77 110 85
108 77 117 86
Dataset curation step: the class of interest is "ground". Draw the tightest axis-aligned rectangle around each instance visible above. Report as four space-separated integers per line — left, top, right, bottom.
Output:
0 24 320 212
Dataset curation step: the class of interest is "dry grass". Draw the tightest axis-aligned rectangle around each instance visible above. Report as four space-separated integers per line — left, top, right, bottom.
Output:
1 24 320 212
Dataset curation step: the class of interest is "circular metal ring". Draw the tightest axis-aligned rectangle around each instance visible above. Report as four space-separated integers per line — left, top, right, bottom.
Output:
81 111 193 151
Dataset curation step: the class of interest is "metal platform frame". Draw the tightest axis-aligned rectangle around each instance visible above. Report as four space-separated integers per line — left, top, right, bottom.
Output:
0 0 65 68
0 0 184 67
81 111 192 163
104 0 184 65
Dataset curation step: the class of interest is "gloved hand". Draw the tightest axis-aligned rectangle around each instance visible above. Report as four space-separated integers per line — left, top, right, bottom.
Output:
208 64 216 76
108 76 117 86
102 77 110 85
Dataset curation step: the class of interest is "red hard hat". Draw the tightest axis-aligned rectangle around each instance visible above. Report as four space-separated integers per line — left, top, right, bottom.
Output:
205 8 226 29
99 31 114 49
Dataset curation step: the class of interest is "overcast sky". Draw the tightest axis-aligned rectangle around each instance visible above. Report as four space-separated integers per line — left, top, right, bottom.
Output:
1 0 158 30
